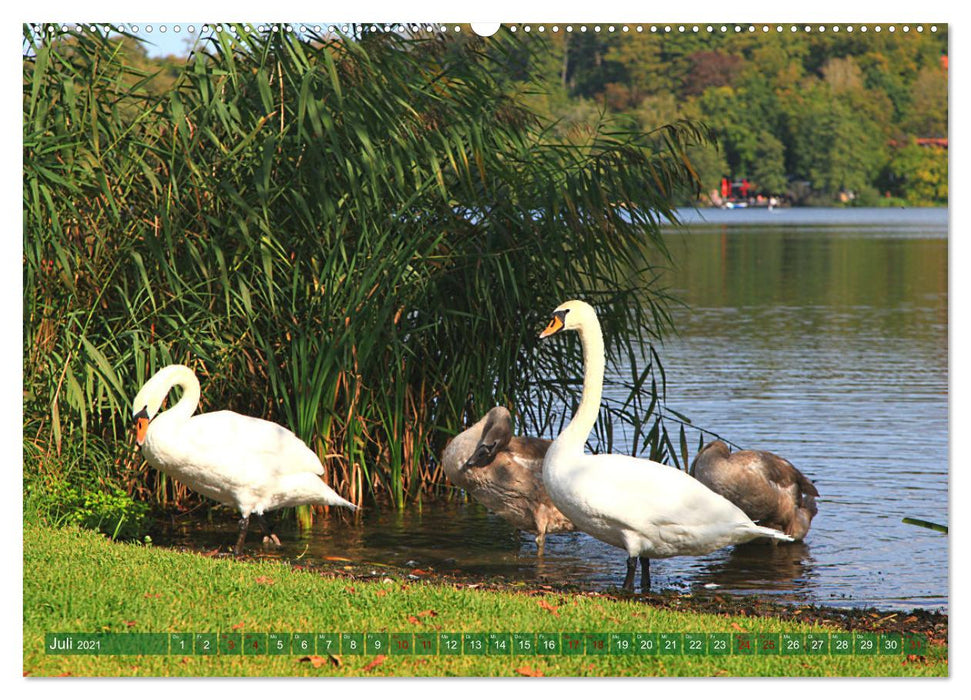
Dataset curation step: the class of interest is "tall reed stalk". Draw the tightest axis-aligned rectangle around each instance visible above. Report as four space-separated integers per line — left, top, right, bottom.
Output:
23 24 709 523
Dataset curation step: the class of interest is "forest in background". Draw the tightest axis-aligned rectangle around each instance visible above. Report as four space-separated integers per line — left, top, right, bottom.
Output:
129 25 950 206
523 26 948 206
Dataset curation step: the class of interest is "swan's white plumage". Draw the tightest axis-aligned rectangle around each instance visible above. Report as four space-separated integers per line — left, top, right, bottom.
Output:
539 300 791 588
544 449 787 557
132 365 355 545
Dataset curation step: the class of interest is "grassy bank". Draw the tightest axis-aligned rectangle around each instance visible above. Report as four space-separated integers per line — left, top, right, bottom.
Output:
22 522 946 677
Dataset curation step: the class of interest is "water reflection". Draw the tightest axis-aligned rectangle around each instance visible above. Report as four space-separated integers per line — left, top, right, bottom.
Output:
652 207 948 611
154 503 828 602
690 541 816 595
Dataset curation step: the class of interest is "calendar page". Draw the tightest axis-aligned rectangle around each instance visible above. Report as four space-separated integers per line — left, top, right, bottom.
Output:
21 12 949 681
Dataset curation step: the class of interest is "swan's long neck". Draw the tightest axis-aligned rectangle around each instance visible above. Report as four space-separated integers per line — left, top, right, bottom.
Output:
158 365 201 423
556 317 605 454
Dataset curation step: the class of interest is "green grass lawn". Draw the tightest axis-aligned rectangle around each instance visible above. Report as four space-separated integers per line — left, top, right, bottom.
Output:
22 522 947 677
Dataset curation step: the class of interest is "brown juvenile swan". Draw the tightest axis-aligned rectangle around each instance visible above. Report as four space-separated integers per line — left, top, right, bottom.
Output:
690 440 819 541
441 406 574 555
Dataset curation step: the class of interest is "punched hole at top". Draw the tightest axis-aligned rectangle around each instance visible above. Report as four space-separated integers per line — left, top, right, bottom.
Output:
471 23 501 37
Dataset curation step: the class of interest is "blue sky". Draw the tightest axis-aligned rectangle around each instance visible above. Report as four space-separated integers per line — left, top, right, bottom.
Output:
129 24 201 57
106 23 434 57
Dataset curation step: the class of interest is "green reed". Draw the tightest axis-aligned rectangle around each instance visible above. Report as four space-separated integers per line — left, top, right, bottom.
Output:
23 24 708 524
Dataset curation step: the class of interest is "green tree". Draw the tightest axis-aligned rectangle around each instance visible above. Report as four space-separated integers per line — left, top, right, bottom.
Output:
750 132 788 194
882 139 948 204
901 63 948 137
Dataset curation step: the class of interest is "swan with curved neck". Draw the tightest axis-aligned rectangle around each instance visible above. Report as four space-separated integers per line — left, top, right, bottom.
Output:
132 364 356 555
441 406 574 555
690 440 818 541
539 300 793 592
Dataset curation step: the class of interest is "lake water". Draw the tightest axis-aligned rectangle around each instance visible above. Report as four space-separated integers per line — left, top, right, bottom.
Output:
157 207 949 611
652 206 948 611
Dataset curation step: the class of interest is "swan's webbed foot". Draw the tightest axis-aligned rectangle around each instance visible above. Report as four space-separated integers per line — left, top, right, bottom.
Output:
257 514 281 549
639 556 651 593
234 515 250 557
622 556 637 592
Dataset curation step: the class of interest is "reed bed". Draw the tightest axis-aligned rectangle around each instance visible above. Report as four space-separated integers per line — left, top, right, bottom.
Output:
23 24 707 527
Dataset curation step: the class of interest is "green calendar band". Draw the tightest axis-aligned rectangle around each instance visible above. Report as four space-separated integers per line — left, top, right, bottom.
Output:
44 632 927 656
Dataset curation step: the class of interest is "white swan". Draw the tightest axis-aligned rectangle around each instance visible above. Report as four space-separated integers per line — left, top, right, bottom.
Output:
441 406 574 555
690 440 818 541
132 364 356 555
538 300 793 592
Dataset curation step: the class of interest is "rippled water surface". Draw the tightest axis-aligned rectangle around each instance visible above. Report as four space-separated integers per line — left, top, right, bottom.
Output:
654 207 948 611
158 208 949 611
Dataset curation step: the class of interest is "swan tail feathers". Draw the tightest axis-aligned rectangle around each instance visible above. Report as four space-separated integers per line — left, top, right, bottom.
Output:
752 524 794 542
323 492 358 511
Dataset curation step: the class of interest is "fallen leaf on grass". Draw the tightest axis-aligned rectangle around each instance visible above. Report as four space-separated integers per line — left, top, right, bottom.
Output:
407 616 421 625
410 568 432 576
417 610 438 618
255 576 274 585
903 654 927 665
516 665 544 677
538 600 560 616
363 655 387 672
124 620 137 628
730 622 744 632
376 589 388 597
232 622 244 631
299 655 328 668
144 593 161 599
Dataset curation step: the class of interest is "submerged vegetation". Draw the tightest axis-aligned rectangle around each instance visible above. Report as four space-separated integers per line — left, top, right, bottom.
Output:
23 24 708 531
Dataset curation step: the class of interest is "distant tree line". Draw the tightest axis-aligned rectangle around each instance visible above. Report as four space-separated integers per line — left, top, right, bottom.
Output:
117 25 947 206
514 26 948 206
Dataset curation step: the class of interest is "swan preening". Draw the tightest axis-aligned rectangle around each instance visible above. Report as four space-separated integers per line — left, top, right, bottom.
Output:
442 406 574 555
131 364 357 555
538 300 793 592
690 440 818 541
